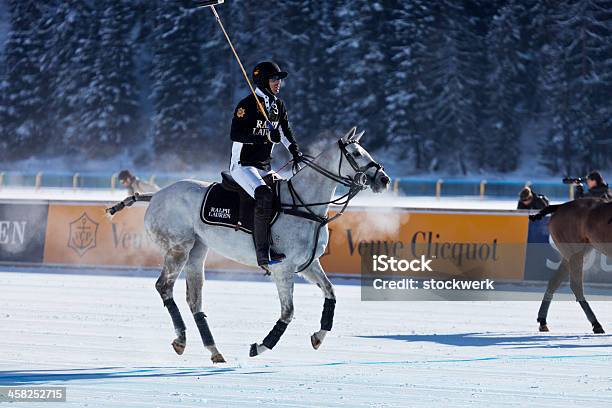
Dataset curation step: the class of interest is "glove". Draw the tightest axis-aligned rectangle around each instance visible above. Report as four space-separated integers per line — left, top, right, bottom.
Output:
575 183 584 198
289 143 303 162
267 122 281 143
529 213 543 222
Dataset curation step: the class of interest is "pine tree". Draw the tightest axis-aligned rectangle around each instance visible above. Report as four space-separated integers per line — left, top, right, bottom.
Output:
386 0 436 171
45 0 99 156
485 1 525 172
418 1 484 174
0 0 52 159
150 0 208 166
330 0 393 151
539 0 612 175
82 0 140 158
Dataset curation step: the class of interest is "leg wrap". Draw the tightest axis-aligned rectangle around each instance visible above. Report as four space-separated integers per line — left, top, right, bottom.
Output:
578 300 599 325
262 320 288 350
163 298 186 333
537 300 551 324
194 312 215 347
321 298 336 331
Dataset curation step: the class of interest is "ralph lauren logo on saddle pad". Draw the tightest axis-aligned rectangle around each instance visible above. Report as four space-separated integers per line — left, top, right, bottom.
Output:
208 207 232 219
200 183 279 234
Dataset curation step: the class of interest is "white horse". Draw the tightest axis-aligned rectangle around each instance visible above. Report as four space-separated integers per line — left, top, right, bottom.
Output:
110 128 389 363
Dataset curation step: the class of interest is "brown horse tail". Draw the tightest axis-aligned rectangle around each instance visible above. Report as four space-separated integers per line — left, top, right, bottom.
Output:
106 193 154 217
528 204 560 222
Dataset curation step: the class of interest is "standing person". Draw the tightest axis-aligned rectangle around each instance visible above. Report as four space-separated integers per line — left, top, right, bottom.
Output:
575 170 612 200
517 186 549 210
229 61 303 267
118 170 160 195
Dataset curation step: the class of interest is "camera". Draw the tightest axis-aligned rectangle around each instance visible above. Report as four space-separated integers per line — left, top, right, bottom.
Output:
562 177 585 185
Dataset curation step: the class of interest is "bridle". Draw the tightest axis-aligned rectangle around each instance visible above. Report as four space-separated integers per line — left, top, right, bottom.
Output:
279 138 384 272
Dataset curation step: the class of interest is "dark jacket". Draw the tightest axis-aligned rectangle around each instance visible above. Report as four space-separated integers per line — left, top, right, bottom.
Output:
517 192 549 210
576 183 612 201
230 91 297 170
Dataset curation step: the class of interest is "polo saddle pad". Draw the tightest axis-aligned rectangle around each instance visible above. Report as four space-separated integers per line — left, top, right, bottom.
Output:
200 183 255 233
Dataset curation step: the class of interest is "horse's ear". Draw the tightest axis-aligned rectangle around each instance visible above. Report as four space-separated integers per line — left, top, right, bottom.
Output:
342 127 357 143
353 130 365 142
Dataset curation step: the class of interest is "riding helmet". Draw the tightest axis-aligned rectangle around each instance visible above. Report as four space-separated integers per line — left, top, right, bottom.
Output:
252 61 288 92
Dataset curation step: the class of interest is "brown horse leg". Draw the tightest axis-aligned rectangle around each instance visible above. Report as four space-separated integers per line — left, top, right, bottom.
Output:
568 252 605 334
537 259 569 332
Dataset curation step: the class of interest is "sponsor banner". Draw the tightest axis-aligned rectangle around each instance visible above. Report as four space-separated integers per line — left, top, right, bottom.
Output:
524 217 612 284
0 202 48 263
322 209 529 280
42 203 255 271
44 204 161 267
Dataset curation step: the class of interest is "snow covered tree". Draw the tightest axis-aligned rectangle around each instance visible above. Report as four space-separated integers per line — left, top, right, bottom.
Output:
0 0 52 159
81 0 141 158
539 0 612 175
329 0 394 151
416 1 485 174
385 0 435 171
149 0 208 166
484 1 525 172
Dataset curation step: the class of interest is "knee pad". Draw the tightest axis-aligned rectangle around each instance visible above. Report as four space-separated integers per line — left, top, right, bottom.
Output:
254 185 274 211
254 185 273 200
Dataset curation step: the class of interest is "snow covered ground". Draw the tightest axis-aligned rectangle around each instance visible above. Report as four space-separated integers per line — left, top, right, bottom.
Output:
0 186 550 210
1 271 611 407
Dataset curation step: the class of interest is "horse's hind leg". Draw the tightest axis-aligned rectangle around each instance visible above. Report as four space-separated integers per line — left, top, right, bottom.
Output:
537 258 569 332
250 270 294 357
568 252 605 334
156 242 193 355
184 240 225 363
300 260 336 350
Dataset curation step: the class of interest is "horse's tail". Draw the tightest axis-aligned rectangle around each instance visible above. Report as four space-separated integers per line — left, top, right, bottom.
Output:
529 204 561 222
106 193 154 217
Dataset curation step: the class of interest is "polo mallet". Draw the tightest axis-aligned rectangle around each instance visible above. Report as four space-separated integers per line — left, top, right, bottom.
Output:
195 0 271 127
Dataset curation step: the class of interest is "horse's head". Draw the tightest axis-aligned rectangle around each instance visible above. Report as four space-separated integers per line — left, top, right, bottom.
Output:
337 127 390 193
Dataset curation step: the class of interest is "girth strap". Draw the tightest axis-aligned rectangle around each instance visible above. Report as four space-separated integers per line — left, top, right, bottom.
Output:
279 207 327 224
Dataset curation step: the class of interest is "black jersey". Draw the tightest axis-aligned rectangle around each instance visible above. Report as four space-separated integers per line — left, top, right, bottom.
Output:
230 90 296 170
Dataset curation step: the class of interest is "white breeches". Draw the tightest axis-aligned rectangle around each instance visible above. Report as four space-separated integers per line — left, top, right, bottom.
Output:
229 164 273 199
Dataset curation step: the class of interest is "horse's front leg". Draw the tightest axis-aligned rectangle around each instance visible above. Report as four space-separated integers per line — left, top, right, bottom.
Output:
184 240 226 363
299 260 336 350
250 270 294 357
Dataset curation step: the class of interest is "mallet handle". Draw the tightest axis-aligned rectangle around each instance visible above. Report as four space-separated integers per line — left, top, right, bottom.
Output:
210 6 271 125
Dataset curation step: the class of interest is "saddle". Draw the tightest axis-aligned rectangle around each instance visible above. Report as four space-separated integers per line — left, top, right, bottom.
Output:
200 171 280 233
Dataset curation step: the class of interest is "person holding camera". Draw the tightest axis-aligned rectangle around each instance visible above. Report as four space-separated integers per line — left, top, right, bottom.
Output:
575 171 612 200
517 186 549 210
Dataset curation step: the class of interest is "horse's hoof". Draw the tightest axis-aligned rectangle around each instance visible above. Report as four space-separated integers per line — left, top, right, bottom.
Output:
172 339 186 355
249 343 258 357
538 324 549 332
311 333 322 350
211 353 226 363
593 323 605 334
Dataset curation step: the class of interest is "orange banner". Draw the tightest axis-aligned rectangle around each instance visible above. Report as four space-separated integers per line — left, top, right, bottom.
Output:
42 203 257 271
43 204 160 266
41 203 529 279
321 208 528 280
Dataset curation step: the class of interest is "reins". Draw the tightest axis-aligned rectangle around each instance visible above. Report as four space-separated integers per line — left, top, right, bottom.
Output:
278 139 382 272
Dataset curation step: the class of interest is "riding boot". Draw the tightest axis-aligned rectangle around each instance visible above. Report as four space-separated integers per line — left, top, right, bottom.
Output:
269 235 286 262
254 186 285 266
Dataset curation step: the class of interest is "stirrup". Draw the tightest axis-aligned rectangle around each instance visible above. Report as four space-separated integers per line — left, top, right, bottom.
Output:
270 249 286 262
